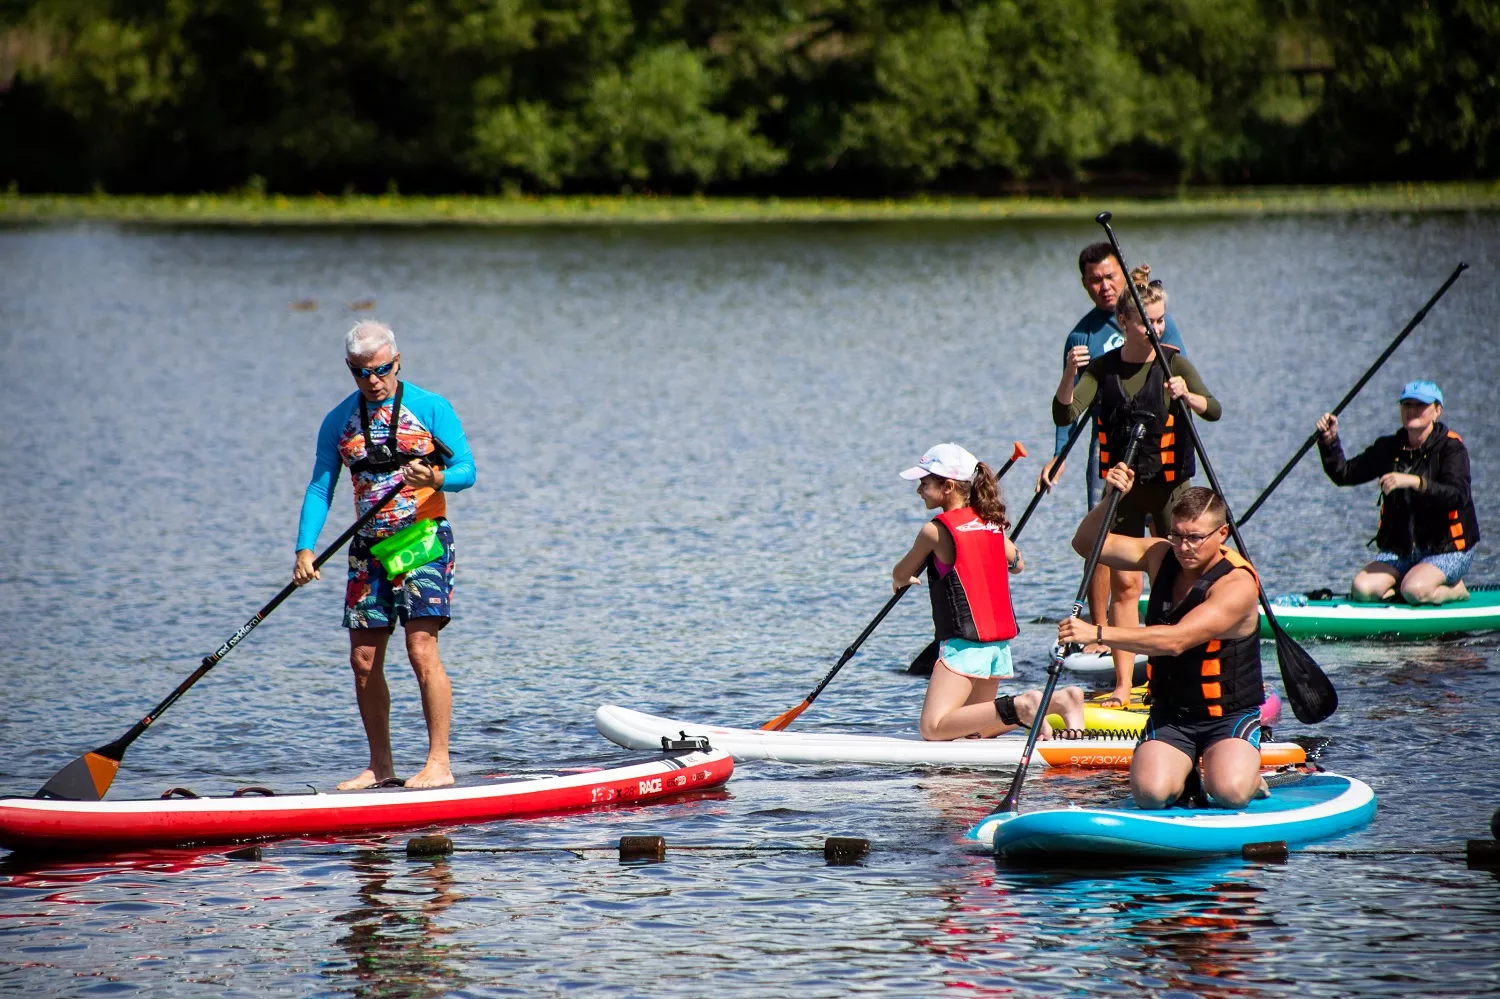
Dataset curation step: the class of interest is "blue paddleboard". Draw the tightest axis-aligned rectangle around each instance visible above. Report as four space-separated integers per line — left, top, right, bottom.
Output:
969 771 1375 860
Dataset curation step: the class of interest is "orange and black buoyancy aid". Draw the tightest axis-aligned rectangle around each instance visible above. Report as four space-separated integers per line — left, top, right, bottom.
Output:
926 507 1020 644
1096 348 1195 486
1372 425 1480 556
1144 549 1263 720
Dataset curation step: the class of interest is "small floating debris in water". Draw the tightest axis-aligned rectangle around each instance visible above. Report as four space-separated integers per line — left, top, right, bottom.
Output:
619 835 666 862
289 299 318 311
346 299 376 311
407 834 454 857
824 837 870 865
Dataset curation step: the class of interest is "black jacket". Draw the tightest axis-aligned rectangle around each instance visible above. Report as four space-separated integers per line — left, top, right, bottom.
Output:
1317 421 1480 556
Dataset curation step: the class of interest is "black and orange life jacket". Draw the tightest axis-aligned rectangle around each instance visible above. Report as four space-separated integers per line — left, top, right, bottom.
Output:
1095 347 1195 486
1144 548 1263 720
1370 424 1481 556
926 507 1020 644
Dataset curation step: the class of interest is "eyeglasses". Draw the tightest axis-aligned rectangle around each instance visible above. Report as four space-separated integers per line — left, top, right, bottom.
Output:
347 357 397 379
1166 527 1223 550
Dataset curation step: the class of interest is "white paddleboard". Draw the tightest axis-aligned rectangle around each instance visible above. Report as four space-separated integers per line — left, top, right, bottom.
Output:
1054 645 1148 677
594 705 1307 769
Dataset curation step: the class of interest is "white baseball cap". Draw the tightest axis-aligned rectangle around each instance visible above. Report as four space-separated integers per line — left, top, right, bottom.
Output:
899 443 979 482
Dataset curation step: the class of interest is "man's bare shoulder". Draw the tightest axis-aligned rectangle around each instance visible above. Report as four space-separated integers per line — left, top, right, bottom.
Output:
1205 561 1259 607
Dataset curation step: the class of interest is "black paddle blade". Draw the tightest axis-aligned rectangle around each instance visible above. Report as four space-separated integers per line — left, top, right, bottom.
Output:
907 639 939 676
1272 624 1337 724
36 742 124 800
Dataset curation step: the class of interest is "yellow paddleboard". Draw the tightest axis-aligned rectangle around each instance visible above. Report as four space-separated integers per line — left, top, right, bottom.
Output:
1046 704 1146 736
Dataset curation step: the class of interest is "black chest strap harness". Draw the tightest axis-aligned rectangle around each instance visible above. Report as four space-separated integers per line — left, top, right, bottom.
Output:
351 382 421 475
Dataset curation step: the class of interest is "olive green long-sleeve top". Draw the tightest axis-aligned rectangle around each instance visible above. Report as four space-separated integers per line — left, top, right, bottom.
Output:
1052 351 1222 426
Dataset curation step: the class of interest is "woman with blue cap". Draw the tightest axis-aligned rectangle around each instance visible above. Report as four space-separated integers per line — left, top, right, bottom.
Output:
1315 380 1480 604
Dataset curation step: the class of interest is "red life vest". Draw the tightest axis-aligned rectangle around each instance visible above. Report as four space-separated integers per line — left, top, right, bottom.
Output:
926 507 1020 644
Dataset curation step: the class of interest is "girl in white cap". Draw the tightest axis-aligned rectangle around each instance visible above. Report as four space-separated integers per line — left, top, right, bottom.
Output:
894 443 1086 740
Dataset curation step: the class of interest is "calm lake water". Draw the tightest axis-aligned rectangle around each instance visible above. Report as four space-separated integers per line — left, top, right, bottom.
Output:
2 214 1499 997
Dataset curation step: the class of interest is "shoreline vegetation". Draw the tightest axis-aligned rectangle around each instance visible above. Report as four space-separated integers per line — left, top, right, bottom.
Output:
3 183 1498 227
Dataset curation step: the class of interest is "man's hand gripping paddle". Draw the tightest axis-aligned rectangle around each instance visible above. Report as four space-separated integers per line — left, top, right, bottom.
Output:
1096 211 1336 724
764 441 1027 730
989 423 1147 818
37 439 453 800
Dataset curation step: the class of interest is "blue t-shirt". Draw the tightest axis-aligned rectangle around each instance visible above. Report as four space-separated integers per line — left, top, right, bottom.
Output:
296 381 476 551
1052 308 1185 455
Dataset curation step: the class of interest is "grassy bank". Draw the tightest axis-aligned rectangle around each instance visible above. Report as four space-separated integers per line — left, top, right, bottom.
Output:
3 183 1498 226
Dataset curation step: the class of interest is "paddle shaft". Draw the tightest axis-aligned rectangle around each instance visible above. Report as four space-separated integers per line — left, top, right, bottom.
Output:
1236 262 1468 527
994 422 1148 815
1013 414 1090 542
801 586 910 709
1098 216 1268 566
1097 213 1335 722
99 441 452 760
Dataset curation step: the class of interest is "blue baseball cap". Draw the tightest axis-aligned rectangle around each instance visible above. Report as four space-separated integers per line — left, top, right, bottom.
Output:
1399 380 1444 405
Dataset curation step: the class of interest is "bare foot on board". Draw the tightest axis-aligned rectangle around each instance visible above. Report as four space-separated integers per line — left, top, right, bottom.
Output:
337 768 392 791
405 762 455 788
1013 691 1055 740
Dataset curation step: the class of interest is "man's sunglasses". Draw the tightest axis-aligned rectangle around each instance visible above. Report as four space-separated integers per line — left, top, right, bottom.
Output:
347 358 397 379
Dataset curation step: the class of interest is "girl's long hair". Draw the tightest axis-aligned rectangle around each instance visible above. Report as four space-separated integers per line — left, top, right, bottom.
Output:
966 461 1008 530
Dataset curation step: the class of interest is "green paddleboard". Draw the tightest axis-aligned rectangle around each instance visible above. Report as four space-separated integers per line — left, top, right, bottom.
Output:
1138 584 1500 640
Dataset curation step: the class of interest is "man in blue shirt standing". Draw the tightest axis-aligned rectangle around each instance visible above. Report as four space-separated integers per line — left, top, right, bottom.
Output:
1035 243 1185 681
293 321 476 789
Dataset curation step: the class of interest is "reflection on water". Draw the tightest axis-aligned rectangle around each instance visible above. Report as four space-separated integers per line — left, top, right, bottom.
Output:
330 853 469 999
2 216 1499 996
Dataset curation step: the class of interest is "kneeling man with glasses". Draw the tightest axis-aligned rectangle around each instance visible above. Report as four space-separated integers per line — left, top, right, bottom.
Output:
1057 465 1267 809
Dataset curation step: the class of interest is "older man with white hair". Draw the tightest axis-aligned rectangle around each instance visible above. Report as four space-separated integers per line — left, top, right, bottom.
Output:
293 320 475 789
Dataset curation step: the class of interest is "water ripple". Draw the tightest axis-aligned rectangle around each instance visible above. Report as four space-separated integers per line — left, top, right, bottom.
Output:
2 217 1499 996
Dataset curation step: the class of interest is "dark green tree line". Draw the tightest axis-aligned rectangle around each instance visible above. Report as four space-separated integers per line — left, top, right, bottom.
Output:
1 0 1495 194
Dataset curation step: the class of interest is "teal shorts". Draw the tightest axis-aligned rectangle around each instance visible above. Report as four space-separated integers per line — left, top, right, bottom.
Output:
938 637 1014 679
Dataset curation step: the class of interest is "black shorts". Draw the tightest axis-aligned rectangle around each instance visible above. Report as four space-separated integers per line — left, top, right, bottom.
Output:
1110 478 1193 537
1141 708 1262 760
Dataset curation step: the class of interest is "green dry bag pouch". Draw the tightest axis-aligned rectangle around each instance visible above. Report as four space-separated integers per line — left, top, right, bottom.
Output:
369 519 443 578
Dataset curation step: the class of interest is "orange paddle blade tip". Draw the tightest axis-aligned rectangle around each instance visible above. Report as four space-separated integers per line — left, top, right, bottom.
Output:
85 752 120 796
1012 441 1028 460
760 700 811 731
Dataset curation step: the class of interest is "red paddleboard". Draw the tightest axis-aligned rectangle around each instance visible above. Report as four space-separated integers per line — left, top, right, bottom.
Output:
0 749 732 855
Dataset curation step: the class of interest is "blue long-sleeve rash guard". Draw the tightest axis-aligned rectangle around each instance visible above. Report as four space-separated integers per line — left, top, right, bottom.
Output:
1052 308 1185 456
296 382 475 552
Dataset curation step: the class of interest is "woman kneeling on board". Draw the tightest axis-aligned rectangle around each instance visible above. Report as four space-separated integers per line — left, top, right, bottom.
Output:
1058 467 1266 809
1316 380 1480 605
893 443 1086 742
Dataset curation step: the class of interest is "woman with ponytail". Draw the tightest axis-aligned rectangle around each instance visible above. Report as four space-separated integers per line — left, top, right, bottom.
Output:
1052 265 1222 708
893 443 1085 741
